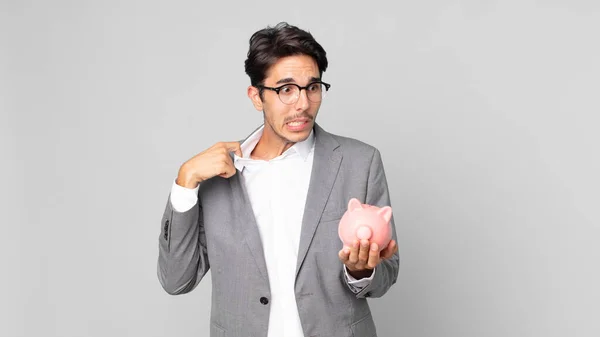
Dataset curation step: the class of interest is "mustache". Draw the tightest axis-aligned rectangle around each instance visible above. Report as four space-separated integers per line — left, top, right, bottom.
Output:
283 114 313 123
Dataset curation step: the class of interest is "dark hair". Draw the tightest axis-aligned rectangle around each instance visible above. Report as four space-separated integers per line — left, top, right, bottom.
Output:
244 22 328 94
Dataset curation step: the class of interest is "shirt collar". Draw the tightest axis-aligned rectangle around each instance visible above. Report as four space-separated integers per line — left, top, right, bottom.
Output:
233 124 315 171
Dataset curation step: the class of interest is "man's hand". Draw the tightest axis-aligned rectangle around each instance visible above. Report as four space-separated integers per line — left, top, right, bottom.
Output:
176 142 243 189
338 239 398 279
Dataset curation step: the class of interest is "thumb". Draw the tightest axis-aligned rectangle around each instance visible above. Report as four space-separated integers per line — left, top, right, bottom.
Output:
381 240 397 259
226 142 243 157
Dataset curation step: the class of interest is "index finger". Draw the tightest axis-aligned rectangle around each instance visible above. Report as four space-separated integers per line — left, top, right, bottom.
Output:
223 142 242 157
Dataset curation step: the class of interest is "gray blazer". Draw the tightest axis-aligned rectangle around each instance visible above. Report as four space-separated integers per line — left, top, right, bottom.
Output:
157 123 399 337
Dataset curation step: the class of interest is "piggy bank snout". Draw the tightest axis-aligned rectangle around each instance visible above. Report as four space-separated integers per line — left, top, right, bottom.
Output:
356 225 372 240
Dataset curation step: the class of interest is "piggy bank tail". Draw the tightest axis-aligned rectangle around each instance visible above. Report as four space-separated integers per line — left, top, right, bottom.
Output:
356 226 372 240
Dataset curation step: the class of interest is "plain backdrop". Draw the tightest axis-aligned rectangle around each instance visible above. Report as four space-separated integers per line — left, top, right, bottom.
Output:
2 0 599 336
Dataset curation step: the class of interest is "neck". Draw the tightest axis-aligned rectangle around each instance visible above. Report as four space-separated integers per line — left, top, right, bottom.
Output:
251 125 295 160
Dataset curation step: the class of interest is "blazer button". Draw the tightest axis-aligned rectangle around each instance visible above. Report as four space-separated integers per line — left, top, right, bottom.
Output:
260 297 269 305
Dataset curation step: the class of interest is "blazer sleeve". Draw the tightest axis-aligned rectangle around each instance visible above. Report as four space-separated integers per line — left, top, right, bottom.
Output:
157 188 210 295
344 148 400 299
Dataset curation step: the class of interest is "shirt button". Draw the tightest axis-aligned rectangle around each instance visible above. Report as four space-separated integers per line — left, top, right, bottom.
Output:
260 297 269 305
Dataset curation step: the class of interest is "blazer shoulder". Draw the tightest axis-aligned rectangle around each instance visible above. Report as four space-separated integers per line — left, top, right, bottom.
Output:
326 130 379 157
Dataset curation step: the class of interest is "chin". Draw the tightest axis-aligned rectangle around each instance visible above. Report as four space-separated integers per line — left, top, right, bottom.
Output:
285 133 309 143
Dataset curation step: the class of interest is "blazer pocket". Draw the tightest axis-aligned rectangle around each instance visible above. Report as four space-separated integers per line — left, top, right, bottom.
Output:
211 322 226 337
351 312 376 337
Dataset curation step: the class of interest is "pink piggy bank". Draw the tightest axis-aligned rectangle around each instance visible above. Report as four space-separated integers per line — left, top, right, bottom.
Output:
338 198 393 251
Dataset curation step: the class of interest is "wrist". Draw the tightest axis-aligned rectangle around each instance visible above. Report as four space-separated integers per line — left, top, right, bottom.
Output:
176 167 200 189
347 267 373 279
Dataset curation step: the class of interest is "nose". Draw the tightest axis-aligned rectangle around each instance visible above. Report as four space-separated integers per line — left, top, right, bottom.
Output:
295 88 310 111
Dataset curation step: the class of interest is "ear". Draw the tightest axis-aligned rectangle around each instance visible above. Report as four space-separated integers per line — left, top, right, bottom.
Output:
247 86 264 111
377 206 392 223
347 198 362 212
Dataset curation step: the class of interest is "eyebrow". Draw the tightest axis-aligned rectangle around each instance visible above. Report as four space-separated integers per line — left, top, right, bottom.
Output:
275 76 321 85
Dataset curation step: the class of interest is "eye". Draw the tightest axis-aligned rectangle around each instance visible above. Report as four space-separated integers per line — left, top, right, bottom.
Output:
280 85 294 94
307 83 321 92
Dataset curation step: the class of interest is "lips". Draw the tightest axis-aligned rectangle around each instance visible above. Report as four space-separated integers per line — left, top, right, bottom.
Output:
285 118 311 131
286 118 311 125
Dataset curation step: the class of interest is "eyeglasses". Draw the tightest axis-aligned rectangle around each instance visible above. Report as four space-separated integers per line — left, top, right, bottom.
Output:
258 81 331 105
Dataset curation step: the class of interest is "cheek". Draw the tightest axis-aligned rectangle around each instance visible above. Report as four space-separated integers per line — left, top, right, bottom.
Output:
264 102 291 122
313 102 322 111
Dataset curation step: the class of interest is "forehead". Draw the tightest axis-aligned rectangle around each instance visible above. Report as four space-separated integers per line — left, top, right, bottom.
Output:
264 55 319 84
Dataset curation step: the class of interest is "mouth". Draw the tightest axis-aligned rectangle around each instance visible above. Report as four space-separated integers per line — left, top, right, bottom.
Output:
285 118 311 131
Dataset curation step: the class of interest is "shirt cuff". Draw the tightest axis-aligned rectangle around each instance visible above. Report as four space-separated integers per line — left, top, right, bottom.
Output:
344 265 376 289
170 179 200 213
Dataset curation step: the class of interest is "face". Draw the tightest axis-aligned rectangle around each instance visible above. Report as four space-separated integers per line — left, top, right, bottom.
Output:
248 54 323 145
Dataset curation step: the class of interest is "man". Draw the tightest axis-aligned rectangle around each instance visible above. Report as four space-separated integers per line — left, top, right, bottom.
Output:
157 22 399 337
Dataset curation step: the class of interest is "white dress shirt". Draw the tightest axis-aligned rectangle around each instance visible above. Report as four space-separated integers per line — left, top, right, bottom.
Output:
170 125 374 337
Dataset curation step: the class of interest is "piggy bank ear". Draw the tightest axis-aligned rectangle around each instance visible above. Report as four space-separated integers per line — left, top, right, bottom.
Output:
347 198 362 212
377 206 393 223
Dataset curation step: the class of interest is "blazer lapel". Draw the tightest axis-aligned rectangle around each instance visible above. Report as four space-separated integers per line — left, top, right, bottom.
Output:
229 170 270 282
228 125 270 282
295 123 342 278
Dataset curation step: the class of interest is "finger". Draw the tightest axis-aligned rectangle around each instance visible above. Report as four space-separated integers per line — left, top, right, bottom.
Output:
219 160 237 178
380 240 397 260
338 247 350 263
358 239 370 265
220 171 236 179
223 142 243 157
367 243 380 269
348 240 360 264
379 240 394 259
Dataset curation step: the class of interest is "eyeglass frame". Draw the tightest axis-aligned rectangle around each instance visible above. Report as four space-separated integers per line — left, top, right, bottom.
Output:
257 81 331 105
